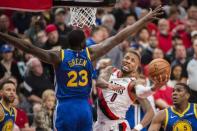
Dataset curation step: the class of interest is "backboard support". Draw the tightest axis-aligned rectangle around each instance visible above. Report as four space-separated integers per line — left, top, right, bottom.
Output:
53 0 117 7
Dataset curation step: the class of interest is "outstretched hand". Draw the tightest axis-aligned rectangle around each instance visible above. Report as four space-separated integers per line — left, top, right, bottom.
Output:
144 5 163 21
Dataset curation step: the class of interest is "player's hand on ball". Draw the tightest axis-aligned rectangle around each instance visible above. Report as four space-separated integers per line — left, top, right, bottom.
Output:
152 74 169 91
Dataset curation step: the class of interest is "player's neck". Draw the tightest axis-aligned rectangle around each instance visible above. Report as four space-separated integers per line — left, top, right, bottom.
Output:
1 99 12 111
70 46 82 51
121 70 136 78
174 101 189 113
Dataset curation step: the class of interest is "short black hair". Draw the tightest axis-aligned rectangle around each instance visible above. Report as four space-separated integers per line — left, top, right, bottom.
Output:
0 80 16 90
172 34 181 40
68 29 85 48
125 48 141 62
175 83 191 94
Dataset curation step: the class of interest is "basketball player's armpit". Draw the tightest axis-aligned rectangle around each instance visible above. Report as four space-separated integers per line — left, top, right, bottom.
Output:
96 66 114 89
137 98 154 128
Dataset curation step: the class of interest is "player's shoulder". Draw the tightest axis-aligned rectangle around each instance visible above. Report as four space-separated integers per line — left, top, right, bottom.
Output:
0 104 5 122
107 66 116 70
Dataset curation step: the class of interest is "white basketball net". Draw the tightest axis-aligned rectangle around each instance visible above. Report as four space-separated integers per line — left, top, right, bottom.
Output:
69 7 97 28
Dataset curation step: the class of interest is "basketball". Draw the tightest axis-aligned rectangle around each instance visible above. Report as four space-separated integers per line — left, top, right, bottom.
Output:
148 58 171 82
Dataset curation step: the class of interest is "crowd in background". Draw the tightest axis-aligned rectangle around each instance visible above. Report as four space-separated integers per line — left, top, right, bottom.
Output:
0 0 197 130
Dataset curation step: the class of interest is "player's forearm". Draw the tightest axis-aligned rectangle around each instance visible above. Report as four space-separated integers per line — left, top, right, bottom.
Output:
96 77 110 89
0 32 60 65
89 15 148 60
0 32 34 54
113 16 148 44
140 105 154 128
148 128 160 131
148 124 161 131
138 99 154 128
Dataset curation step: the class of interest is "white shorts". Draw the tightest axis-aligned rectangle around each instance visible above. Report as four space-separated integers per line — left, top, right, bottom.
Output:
93 119 130 131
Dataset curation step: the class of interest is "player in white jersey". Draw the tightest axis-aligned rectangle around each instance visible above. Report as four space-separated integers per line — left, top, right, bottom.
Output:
94 49 167 131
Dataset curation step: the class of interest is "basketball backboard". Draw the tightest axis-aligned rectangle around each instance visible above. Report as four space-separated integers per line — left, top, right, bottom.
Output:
53 0 117 7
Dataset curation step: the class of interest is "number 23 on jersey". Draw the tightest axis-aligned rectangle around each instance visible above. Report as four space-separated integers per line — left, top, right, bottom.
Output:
67 70 88 87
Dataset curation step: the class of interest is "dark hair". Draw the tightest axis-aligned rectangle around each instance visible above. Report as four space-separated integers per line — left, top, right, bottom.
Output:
170 64 183 80
172 34 181 40
175 83 191 94
68 29 86 48
169 5 180 16
0 80 16 90
90 25 107 36
125 48 141 62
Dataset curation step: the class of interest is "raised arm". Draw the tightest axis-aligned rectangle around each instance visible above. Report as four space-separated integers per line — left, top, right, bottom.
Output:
148 110 166 131
89 6 163 61
0 32 61 67
134 98 154 130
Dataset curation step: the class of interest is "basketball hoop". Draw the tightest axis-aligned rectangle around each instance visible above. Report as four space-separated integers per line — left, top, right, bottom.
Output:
69 7 97 28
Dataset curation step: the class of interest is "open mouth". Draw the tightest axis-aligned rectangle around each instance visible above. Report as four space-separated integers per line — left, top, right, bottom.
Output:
122 65 129 71
9 96 15 99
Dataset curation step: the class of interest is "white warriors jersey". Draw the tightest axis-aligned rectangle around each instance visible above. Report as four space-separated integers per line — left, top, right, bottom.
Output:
97 69 136 121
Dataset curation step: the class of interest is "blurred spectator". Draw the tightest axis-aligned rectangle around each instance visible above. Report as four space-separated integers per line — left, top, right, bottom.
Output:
34 30 48 48
86 26 109 47
112 0 134 30
101 14 116 36
137 27 150 49
153 85 173 109
119 13 138 31
23 57 54 104
187 39 197 103
0 14 10 33
138 0 150 8
12 12 32 34
138 9 158 34
34 89 55 131
0 44 23 84
167 64 183 87
25 15 46 43
150 0 162 9
13 94 31 130
171 44 188 80
157 19 172 53
172 19 196 49
152 48 164 59
54 8 72 36
187 31 197 57
141 35 158 65
43 24 70 49
105 39 130 68
166 35 183 62
95 8 105 25
187 5 197 20
164 3 187 20
167 5 185 31
0 14 18 46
